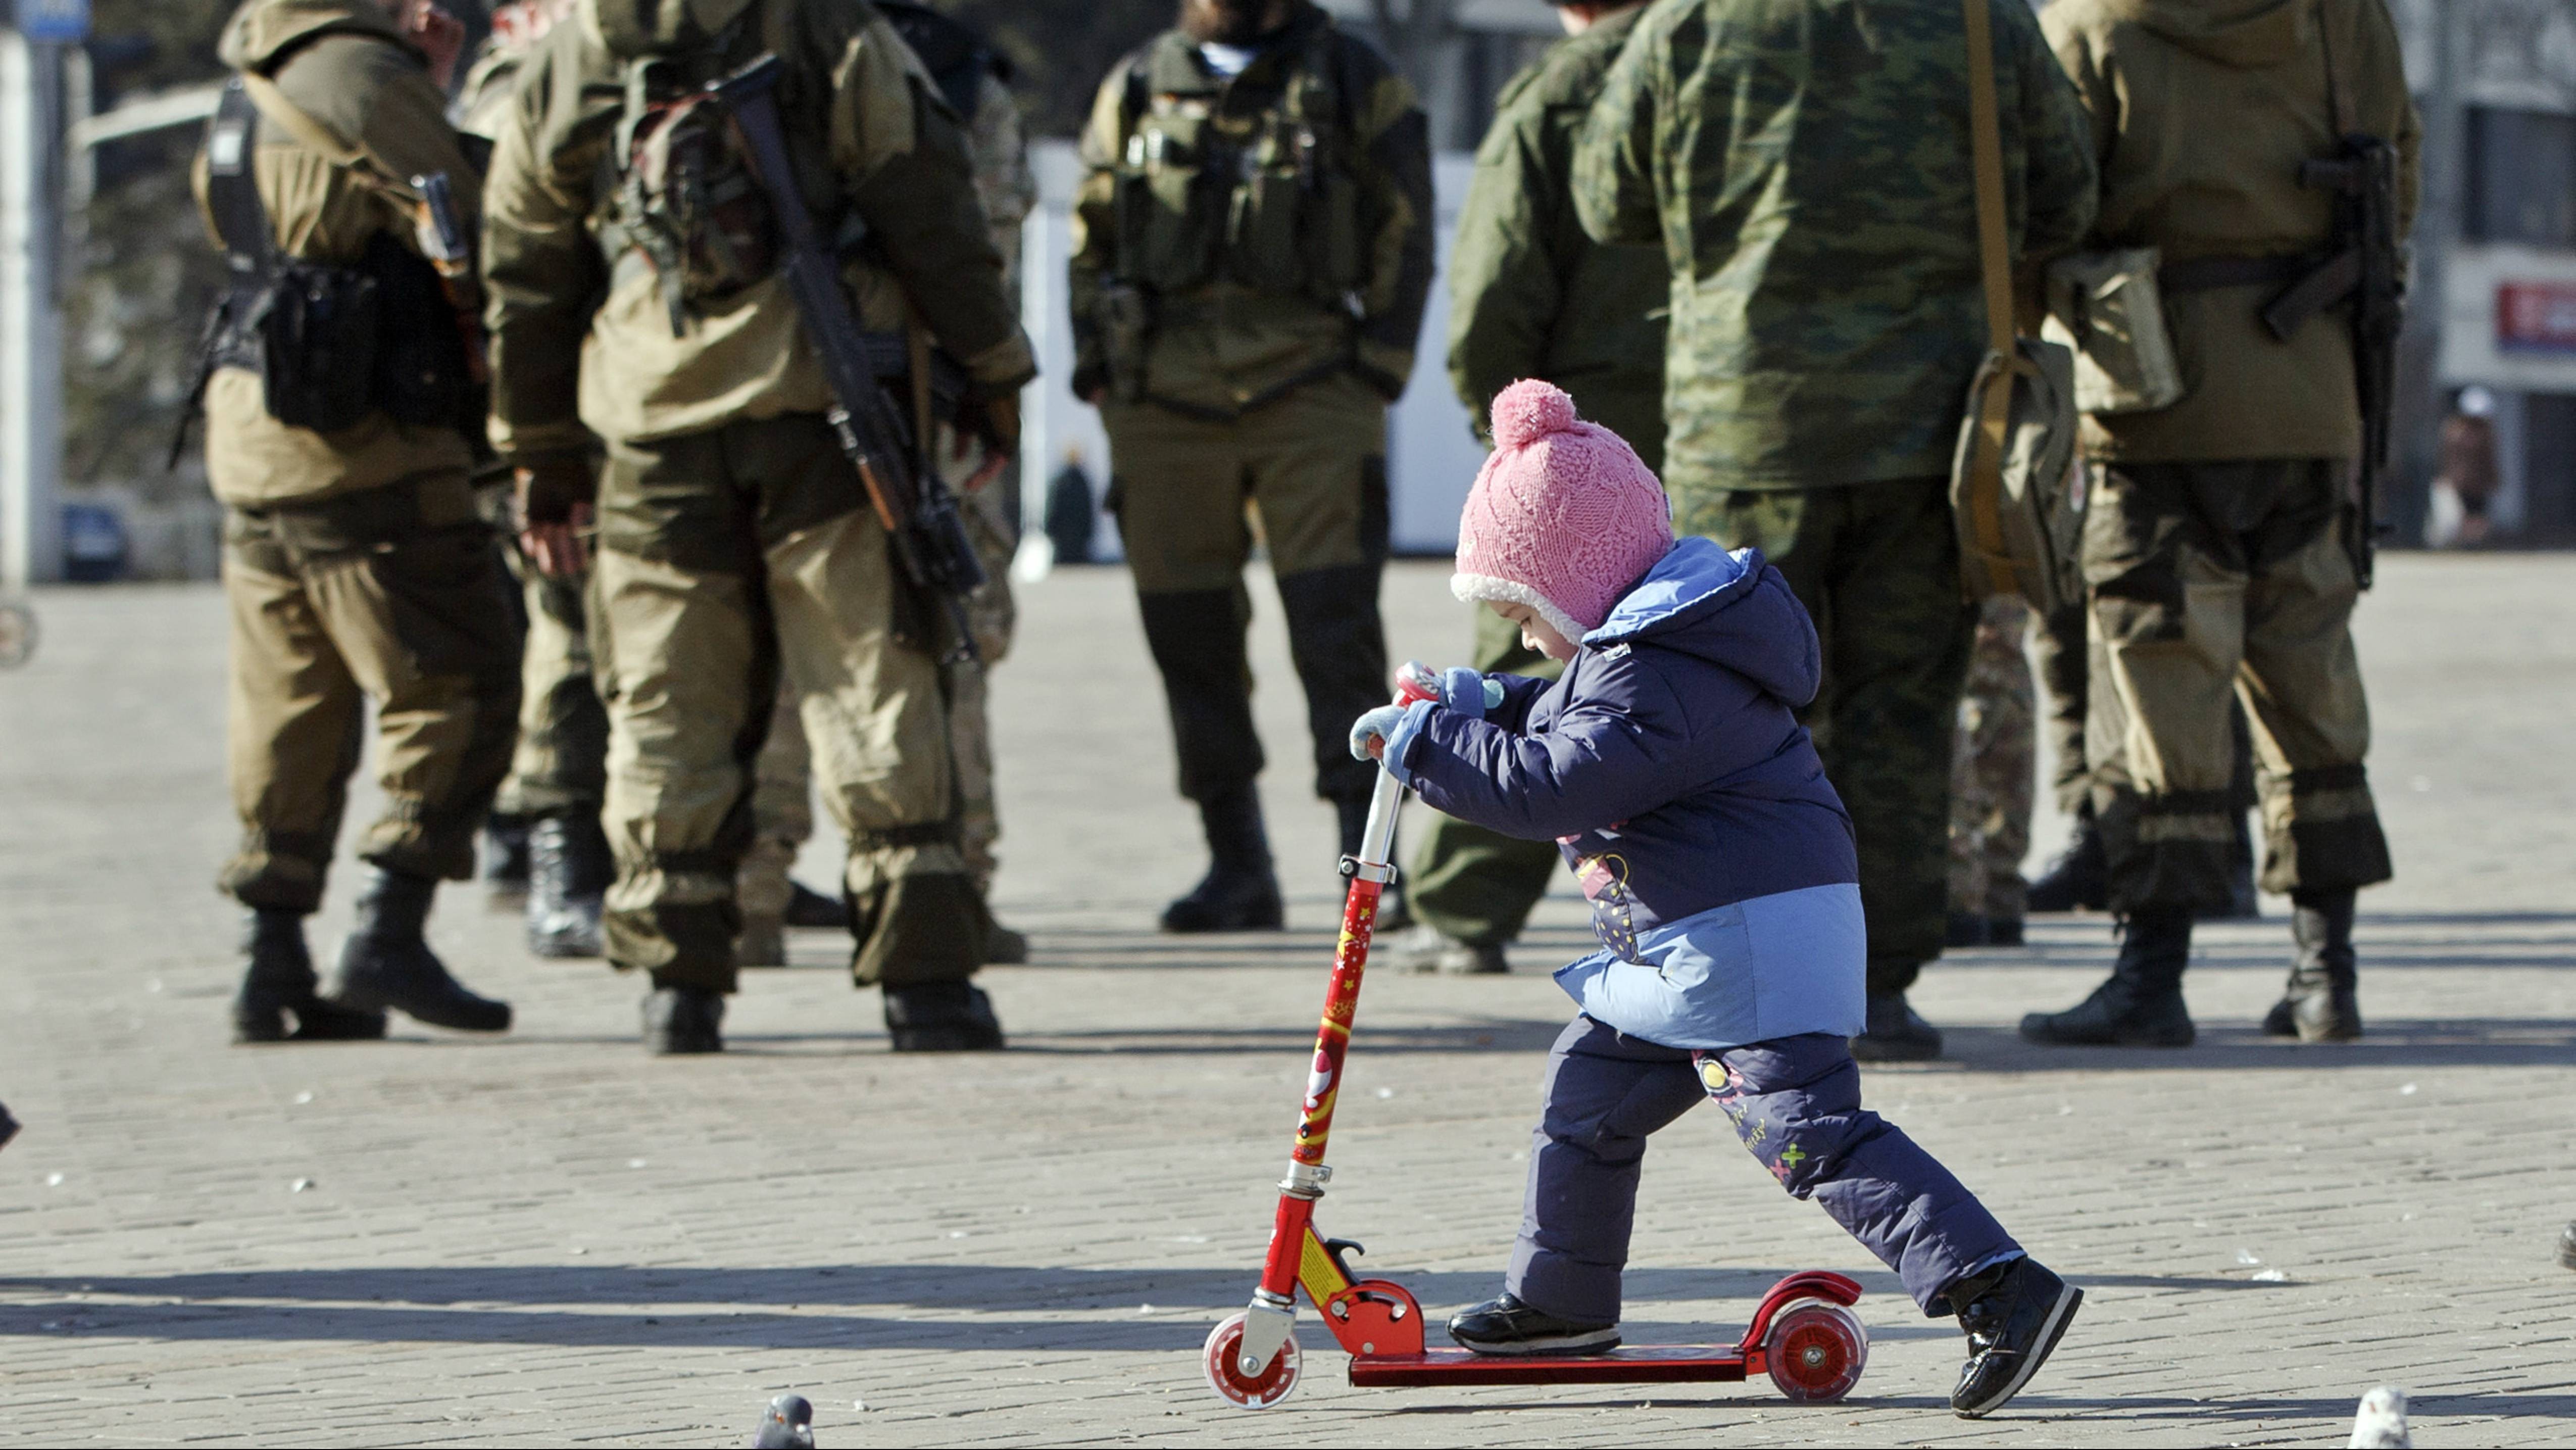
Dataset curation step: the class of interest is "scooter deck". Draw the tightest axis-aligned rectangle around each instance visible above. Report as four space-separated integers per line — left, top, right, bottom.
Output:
1349 1346 1750 1387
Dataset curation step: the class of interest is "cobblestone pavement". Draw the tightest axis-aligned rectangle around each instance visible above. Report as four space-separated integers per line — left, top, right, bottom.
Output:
1 556 2570 1447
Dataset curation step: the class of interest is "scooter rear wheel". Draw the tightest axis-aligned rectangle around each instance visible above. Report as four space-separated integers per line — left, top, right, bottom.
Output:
1202 1312 1301 1409
1764 1297 1868 1402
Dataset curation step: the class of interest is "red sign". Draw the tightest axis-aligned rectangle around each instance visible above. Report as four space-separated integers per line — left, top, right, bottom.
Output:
2498 281 2576 354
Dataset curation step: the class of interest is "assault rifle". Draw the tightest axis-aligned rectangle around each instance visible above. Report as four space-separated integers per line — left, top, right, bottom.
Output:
708 54 988 663
2263 133 2402 590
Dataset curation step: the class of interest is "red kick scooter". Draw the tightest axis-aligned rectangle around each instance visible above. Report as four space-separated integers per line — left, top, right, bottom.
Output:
1201 670 1870 1409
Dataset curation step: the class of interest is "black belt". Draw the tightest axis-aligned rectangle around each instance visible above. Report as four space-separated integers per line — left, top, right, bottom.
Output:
2156 254 2318 295
2157 251 2360 342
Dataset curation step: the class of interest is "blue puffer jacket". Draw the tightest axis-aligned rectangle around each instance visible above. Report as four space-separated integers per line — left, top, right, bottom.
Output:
1384 538 1865 1050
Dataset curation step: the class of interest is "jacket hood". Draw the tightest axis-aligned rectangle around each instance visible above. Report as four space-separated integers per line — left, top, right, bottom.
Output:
1585 538 1822 708
583 0 761 59
219 0 411 74
2105 0 2311 68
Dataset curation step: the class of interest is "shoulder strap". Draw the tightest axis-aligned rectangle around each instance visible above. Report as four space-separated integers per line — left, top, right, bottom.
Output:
2313 0 2356 136
1962 0 2013 360
205 80 274 269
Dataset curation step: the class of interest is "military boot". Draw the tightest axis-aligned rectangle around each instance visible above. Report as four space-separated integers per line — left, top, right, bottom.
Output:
232 908 385 1044
0 1098 18 1154
524 814 609 959
642 985 725 1055
324 868 513 1033
1337 794 1412 932
481 812 531 903
785 879 850 929
2262 888 2361 1041
1852 987 1943 1061
2024 807 2107 913
2019 907 2196 1047
884 982 1005 1052
1161 787 1284 933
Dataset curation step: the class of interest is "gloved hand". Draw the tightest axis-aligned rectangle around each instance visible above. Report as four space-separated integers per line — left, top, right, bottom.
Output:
956 392 1020 494
1349 703 1409 762
514 453 597 580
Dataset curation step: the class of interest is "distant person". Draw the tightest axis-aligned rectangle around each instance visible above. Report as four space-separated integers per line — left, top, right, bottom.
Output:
2426 386 2499 548
2023 0 2416 1047
1068 0 1433 933
189 0 518 1042
1572 0 2098 1060
1351 383 2082 1418
1404 0 1667 976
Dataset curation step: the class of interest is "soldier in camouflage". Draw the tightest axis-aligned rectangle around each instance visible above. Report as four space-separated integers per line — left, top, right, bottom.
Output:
2023 0 2414 1048
1402 0 1665 976
483 0 1034 1054
1070 0 1434 934
1948 597 2035 947
1573 0 2097 1060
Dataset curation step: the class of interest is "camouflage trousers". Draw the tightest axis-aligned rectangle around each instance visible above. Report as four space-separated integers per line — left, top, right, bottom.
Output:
1407 603 1566 946
590 414 983 995
2032 596 2091 818
1685 476 1976 993
1948 598 2036 922
490 546 608 821
219 473 520 911
736 479 1018 923
2083 459 2392 913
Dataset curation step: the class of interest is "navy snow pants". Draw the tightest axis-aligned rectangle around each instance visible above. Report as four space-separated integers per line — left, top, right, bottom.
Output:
1505 1017 2020 1321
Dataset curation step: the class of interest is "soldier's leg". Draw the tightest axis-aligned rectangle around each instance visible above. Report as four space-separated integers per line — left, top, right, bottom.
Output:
1101 399 1277 931
481 542 536 893
2025 590 2107 911
949 447 1019 895
590 430 771 1031
2025 463 2246 1048
294 476 520 1034
1243 374 1395 895
1406 603 1566 966
220 506 374 1043
756 418 996 1050
733 680 813 968
1979 600 2037 932
2238 462 2392 1041
517 562 614 957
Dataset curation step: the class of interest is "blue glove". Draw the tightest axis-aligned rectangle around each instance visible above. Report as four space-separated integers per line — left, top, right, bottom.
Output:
1348 703 1410 762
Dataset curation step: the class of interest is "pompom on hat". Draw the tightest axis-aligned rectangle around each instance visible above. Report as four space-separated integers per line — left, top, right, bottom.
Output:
1452 379 1673 641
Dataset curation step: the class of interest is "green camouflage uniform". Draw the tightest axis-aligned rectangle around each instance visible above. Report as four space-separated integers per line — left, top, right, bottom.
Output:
1069 2 1432 815
2046 0 2412 912
1573 0 2097 988
1409 4 1666 950
1948 597 2035 923
199 0 521 913
482 0 1034 994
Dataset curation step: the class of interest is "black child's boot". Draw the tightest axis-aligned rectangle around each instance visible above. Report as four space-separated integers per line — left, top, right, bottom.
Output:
2024 805 2108 913
232 908 385 1044
2263 888 2361 1041
324 868 513 1033
2019 906 2196 1046
1336 795 1410 932
524 813 610 959
1161 786 1285 933
1947 1256 2084 1418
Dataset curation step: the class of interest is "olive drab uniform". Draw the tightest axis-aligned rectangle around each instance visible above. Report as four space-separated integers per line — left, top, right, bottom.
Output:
197 0 521 926
1407 3 1667 960
735 0 1034 957
1069 2 1433 910
481 0 1034 1028
2042 0 2410 915
1572 0 2098 1036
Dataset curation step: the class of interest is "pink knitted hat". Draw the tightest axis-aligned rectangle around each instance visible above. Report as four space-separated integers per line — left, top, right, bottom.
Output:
1452 379 1672 641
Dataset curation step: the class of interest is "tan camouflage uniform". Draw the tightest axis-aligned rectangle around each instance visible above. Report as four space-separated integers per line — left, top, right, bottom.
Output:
1947 597 2036 924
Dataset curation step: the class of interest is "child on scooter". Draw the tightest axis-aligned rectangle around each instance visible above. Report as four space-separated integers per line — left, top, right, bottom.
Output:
1349 381 2080 1419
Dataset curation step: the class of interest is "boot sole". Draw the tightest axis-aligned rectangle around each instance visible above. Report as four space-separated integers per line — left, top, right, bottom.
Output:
1954 1281 2082 1418
889 1030 1007 1052
1450 1327 1621 1357
329 981 512 1034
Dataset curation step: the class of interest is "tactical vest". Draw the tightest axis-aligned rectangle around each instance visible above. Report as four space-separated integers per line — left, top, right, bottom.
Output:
1110 28 1365 305
195 80 474 438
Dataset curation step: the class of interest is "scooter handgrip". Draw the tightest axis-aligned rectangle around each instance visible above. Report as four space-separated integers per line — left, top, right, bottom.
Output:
1392 663 1440 708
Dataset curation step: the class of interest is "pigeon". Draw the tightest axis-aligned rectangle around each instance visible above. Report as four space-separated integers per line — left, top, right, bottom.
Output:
0 1099 19 1156
2348 1386 2409 1449
748 1394 814 1449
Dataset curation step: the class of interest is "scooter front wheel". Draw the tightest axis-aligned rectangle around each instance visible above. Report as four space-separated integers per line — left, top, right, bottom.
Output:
1202 1312 1301 1409
1764 1297 1868 1402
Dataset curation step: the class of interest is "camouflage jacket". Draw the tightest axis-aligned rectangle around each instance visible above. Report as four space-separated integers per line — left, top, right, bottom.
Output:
1068 2 1433 418
1573 0 2098 494
2046 0 2420 463
1447 4 1666 473
480 0 1034 461
194 0 484 506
